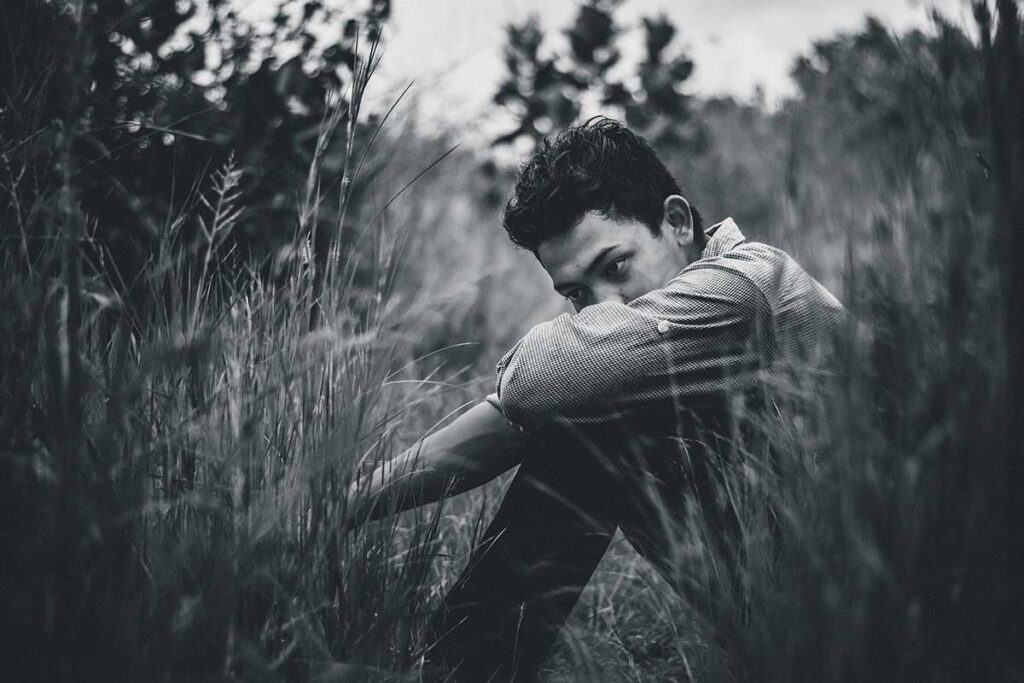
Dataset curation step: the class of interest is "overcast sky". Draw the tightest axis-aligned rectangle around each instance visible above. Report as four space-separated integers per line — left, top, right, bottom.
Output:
244 0 972 137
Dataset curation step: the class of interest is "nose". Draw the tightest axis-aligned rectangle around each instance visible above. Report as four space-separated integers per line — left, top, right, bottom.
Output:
590 285 627 306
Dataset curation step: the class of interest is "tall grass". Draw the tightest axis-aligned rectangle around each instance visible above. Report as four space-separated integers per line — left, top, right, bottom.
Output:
0 12 468 680
2 2 1022 682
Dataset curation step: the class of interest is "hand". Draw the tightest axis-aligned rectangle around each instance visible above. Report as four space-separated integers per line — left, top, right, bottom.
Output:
336 399 525 530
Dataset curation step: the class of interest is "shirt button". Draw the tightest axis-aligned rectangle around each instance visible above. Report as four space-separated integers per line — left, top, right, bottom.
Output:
656 319 670 334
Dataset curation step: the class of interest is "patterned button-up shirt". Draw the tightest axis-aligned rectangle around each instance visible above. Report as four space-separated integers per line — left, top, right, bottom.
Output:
488 218 845 429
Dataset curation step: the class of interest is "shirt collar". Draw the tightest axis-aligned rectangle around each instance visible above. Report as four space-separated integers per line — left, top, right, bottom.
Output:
662 218 744 287
699 217 745 260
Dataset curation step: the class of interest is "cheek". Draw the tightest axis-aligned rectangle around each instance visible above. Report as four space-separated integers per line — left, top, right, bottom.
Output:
655 247 684 279
629 251 675 295
619 269 661 301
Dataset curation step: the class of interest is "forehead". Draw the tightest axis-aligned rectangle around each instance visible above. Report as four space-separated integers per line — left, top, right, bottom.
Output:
537 213 646 284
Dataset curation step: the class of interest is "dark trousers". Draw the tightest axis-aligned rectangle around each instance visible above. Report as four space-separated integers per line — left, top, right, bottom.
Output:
424 414 742 682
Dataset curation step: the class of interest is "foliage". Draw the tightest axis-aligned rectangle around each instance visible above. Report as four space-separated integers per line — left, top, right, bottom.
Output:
0 128 452 683
492 0 703 150
668 11 997 263
786 13 989 208
0 0 391 282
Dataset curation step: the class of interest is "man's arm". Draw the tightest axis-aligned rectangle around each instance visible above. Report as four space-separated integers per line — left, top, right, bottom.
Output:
345 398 525 528
496 267 771 427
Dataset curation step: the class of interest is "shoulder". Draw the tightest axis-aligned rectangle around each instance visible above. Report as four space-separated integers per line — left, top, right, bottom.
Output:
683 241 837 313
694 241 789 281
654 245 777 315
619 263 770 333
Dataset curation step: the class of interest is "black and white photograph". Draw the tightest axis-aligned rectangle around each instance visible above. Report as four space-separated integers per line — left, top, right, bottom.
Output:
2 0 1023 680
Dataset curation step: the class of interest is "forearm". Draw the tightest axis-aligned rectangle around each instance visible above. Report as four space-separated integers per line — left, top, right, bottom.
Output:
348 442 479 526
496 271 765 427
345 399 524 527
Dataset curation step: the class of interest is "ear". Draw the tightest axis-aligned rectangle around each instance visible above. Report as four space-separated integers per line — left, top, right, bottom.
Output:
661 195 695 247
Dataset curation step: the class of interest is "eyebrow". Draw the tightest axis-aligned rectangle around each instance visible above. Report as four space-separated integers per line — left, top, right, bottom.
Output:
554 246 618 292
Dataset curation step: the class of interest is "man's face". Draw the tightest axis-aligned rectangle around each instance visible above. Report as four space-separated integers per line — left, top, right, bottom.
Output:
537 198 697 312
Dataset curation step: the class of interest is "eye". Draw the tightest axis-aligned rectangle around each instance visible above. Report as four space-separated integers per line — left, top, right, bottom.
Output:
604 256 629 278
563 288 584 302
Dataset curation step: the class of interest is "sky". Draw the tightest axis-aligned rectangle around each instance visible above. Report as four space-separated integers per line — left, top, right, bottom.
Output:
244 0 973 138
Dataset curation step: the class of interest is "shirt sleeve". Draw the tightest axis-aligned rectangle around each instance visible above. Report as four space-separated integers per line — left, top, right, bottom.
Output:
494 266 772 428
484 392 504 415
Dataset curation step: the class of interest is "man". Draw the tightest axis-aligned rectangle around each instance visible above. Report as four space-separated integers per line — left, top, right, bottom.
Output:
347 117 845 680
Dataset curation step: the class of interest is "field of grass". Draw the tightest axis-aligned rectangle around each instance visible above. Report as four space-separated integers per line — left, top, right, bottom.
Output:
2 2 1022 681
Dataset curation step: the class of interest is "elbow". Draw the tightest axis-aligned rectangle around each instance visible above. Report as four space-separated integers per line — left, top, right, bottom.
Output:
496 319 614 425
500 360 608 427
497 353 567 427
497 358 540 426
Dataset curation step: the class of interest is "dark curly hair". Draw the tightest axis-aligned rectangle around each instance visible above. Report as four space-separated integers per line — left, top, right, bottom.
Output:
502 117 703 253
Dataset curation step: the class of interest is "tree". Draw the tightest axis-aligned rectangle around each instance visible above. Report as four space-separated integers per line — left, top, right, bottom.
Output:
1 0 391 283
492 0 703 150
789 14 986 179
